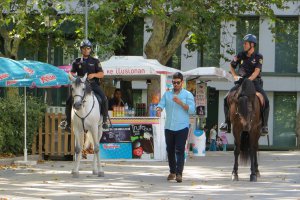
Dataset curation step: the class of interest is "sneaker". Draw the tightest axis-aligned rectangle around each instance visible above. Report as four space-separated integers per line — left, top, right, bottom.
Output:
261 126 268 136
167 173 176 181
176 174 182 183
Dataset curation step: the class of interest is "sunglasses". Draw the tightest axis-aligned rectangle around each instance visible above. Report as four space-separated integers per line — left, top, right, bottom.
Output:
172 81 181 85
82 47 91 50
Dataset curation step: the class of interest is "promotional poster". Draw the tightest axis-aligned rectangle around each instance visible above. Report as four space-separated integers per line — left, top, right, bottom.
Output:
81 124 155 160
130 124 154 159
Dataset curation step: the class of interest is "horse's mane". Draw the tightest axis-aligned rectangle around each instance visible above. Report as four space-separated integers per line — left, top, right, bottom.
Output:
74 77 92 94
239 78 256 97
237 78 256 120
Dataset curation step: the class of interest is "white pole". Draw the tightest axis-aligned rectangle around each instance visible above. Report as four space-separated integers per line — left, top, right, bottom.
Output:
85 0 88 40
24 87 27 162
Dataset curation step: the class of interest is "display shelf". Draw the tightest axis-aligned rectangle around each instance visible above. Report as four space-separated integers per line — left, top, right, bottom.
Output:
109 117 160 124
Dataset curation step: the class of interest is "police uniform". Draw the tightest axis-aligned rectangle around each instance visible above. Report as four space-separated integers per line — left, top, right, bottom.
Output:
222 51 269 132
229 51 268 106
65 56 108 127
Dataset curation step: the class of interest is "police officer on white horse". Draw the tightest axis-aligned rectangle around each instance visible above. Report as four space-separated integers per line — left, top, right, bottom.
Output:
220 34 269 136
60 39 109 131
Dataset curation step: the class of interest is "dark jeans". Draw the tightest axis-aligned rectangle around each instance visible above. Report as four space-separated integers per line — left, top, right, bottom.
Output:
65 82 108 125
165 127 189 175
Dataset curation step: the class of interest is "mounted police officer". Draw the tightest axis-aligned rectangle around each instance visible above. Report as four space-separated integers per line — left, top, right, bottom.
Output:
59 39 109 131
220 34 269 136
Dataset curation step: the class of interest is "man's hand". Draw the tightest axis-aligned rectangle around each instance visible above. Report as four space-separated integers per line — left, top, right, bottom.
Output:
156 108 161 117
88 73 95 80
173 95 182 105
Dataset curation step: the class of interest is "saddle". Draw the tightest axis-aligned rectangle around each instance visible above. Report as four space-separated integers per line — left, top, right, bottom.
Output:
227 90 264 108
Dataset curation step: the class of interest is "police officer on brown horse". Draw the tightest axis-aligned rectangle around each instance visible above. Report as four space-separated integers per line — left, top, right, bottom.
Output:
60 39 109 131
220 34 269 136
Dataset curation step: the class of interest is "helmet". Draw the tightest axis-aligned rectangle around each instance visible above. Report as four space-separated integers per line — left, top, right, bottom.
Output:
243 34 257 44
80 39 92 49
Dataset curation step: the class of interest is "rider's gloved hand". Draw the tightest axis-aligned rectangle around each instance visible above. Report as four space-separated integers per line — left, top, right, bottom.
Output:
234 76 244 85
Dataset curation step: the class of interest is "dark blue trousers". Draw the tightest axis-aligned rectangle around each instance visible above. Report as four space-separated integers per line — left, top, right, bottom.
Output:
165 127 189 175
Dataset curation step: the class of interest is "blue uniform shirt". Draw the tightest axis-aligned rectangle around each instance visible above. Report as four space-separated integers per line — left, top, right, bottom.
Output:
157 88 195 131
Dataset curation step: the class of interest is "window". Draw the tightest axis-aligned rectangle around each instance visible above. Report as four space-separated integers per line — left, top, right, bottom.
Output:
236 17 259 53
273 92 297 147
275 17 298 73
197 23 220 67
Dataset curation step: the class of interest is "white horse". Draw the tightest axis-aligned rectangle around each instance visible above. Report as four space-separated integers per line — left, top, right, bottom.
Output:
70 74 104 178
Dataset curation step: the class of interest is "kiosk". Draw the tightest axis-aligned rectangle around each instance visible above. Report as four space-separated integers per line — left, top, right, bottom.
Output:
99 56 181 161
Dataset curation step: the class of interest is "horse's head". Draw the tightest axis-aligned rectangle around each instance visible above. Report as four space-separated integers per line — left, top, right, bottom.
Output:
229 78 257 132
70 74 92 110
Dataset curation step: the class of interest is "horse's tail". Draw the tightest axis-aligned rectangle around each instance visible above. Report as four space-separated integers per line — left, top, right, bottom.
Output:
240 131 250 165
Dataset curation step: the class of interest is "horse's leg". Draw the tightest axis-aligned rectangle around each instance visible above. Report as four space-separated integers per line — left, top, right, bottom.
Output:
232 142 240 181
91 125 104 177
254 151 260 177
249 147 257 182
72 131 82 178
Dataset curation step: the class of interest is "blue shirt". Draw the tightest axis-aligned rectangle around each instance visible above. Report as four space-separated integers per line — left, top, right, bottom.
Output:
157 88 195 131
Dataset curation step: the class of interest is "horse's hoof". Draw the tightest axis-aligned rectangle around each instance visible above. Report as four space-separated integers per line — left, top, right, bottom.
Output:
98 171 104 177
256 171 261 178
72 172 79 178
93 170 98 175
232 174 239 181
250 174 257 182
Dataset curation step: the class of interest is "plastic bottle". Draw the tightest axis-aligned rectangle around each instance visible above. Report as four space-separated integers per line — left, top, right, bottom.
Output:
149 104 153 117
124 103 128 117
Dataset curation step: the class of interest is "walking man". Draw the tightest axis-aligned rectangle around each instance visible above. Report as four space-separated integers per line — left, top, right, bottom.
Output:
156 72 195 183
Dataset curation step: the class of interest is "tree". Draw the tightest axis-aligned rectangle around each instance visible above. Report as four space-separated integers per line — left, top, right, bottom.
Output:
84 0 287 65
1 0 289 64
0 0 65 59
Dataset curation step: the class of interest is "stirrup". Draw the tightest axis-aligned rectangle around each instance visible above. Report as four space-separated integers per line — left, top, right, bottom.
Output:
102 122 109 129
220 122 228 131
59 120 68 129
261 127 269 136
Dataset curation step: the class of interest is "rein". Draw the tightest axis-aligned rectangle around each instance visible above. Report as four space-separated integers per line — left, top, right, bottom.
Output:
73 81 96 132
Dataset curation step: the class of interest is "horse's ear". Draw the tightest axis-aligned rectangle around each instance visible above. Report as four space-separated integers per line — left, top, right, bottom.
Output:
82 73 88 82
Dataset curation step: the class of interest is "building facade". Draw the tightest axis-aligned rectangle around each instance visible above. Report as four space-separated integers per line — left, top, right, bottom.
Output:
171 2 300 148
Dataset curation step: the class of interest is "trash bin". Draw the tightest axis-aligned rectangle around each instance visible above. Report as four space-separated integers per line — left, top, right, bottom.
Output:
191 117 206 156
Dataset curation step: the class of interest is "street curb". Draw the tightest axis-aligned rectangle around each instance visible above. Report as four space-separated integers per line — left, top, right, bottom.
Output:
0 155 39 165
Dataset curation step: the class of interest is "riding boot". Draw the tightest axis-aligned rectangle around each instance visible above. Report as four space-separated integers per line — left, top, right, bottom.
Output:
261 107 269 136
59 99 72 132
101 96 109 129
220 97 231 133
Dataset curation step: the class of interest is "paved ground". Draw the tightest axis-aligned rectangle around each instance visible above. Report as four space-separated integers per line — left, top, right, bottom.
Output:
0 151 300 200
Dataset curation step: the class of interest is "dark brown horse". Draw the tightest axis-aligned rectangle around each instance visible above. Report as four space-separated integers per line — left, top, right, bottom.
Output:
228 78 262 182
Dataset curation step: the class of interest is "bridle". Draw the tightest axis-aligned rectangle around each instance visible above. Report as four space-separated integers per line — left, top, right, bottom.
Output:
72 80 95 132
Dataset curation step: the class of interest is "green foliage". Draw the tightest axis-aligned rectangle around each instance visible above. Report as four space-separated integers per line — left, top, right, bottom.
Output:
0 95 46 154
0 0 291 63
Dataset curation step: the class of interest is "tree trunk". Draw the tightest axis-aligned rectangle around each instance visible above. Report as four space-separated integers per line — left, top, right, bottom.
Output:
0 28 21 59
144 16 189 65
